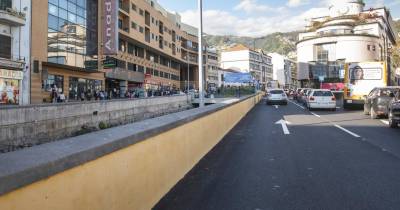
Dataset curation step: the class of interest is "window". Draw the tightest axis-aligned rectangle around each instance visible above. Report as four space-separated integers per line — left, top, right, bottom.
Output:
131 3 136 11
151 17 154 24
128 63 136 71
131 22 137 29
139 9 144 16
0 34 11 59
0 0 12 10
315 43 335 63
47 1 94 68
43 74 64 92
128 43 134 54
139 26 144 33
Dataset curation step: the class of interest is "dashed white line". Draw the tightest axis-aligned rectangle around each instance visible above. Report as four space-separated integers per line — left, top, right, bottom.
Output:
275 105 279 109
311 112 321 118
288 100 305 109
334 124 361 138
380 120 389 125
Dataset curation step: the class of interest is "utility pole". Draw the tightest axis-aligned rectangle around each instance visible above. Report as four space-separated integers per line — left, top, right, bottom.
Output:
97 0 103 88
198 0 204 107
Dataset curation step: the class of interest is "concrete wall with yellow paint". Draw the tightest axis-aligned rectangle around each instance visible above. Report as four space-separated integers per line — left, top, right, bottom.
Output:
0 93 263 210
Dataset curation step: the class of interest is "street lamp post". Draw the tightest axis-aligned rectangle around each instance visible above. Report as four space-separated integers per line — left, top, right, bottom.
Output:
187 54 190 92
198 0 204 107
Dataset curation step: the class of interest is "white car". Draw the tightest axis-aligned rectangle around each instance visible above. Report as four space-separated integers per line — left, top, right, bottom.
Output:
306 89 336 111
266 89 288 105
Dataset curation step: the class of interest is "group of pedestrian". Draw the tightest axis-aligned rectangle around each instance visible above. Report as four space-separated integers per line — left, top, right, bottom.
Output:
50 85 66 103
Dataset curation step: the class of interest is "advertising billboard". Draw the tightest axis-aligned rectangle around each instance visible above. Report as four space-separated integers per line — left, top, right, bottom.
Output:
103 0 118 55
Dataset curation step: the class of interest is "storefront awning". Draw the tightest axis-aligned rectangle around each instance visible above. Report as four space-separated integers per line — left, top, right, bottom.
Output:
105 68 145 83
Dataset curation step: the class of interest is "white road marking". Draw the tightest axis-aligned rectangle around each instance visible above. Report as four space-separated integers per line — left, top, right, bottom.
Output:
311 112 321 118
275 105 279 109
334 124 361 138
275 119 291 135
288 100 305 109
380 120 389 125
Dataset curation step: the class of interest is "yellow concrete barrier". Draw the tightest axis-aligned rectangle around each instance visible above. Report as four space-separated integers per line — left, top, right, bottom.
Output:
0 93 262 210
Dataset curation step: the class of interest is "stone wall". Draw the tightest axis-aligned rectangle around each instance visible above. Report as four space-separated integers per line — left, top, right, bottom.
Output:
0 95 189 152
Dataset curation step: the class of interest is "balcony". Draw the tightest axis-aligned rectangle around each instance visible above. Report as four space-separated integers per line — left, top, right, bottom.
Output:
0 8 26 26
119 0 130 14
0 55 25 70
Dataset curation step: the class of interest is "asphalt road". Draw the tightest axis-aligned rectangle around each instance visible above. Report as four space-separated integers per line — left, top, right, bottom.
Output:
153 99 400 210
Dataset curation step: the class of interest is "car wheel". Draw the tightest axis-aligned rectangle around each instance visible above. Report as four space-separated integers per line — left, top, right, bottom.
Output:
370 107 378 119
389 112 398 128
363 104 370 115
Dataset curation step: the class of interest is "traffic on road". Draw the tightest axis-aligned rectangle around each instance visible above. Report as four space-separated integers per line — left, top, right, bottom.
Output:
155 92 400 210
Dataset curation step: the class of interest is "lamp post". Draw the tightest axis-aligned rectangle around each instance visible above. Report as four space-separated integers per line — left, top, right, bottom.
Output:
198 0 204 107
187 54 190 92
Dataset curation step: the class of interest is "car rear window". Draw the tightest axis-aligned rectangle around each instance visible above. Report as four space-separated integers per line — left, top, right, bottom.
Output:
379 89 398 97
312 91 333 96
269 90 284 94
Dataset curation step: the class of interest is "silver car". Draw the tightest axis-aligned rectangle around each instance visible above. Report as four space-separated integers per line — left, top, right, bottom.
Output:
266 89 288 105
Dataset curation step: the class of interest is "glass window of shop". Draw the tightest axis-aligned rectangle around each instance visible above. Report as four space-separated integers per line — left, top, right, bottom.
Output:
43 74 64 92
68 77 102 100
0 78 19 105
47 0 98 69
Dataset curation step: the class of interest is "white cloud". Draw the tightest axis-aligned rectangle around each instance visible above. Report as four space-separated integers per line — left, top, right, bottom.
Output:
234 0 278 13
180 7 329 37
287 0 310 7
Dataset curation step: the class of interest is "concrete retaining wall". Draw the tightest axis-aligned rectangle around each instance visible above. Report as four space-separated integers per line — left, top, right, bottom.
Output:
0 95 189 152
0 93 262 210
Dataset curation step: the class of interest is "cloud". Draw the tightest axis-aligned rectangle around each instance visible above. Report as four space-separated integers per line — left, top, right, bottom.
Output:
287 0 310 7
180 7 329 37
234 0 278 13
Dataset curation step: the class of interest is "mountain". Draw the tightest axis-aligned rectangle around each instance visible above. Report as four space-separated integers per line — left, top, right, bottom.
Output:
204 31 299 59
205 20 400 59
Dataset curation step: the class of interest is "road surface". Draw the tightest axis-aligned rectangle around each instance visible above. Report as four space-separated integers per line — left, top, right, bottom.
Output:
154 99 400 210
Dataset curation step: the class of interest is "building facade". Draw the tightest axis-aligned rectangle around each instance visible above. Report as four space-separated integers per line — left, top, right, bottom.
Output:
206 48 219 89
269 53 297 89
28 0 200 104
0 0 30 105
30 0 104 103
220 44 273 86
296 0 397 87
117 0 199 95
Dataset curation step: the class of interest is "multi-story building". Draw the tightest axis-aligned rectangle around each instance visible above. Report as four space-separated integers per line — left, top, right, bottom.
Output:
29 0 200 103
220 44 273 86
0 0 30 105
30 0 104 103
296 0 397 87
117 0 200 94
206 48 219 89
269 53 297 89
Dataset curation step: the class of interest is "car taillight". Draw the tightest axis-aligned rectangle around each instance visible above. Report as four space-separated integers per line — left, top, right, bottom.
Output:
331 97 336 101
309 96 315 101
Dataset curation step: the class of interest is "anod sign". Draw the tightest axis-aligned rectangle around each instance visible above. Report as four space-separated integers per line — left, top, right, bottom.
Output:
103 0 118 55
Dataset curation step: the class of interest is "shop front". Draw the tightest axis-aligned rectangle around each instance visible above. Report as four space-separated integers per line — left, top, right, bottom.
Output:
105 67 145 98
0 69 23 105
37 64 105 103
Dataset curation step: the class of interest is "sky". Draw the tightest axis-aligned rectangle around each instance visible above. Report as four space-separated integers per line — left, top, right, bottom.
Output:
157 0 400 37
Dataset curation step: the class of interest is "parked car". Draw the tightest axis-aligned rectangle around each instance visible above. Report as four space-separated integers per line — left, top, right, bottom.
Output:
297 88 311 104
388 92 400 128
363 87 400 119
306 89 336 111
266 89 288 105
293 88 303 100
301 89 313 105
